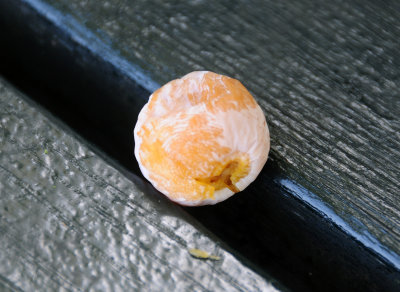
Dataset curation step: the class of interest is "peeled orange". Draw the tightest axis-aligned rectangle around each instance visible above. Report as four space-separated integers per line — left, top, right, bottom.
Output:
134 71 270 206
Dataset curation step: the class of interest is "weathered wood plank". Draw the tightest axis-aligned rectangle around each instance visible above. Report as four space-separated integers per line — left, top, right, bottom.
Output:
13 0 400 264
1 0 400 291
0 78 281 291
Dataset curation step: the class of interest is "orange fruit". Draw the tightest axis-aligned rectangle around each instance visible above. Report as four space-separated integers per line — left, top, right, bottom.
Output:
134 71 270 206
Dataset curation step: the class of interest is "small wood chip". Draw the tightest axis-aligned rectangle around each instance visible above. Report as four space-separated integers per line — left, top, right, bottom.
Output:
189 248 221 260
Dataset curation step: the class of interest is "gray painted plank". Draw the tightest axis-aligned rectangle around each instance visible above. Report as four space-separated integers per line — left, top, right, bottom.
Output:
0 78 281 291
27 0 400 266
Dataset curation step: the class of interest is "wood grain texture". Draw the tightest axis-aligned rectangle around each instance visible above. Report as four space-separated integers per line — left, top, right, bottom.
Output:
35 0 400 261
0 78 281 292
1 0 400 290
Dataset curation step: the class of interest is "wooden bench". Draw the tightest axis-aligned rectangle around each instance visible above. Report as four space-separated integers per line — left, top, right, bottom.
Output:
1 0 399 291
0 78 280 291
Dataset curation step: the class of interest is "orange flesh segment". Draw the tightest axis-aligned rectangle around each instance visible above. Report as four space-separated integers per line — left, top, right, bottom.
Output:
195 156 249 194
137 72 256 201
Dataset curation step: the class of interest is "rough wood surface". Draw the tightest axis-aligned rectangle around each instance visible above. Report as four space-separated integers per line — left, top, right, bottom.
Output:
0 78 280 292
1 0 400 290
33 0 400 262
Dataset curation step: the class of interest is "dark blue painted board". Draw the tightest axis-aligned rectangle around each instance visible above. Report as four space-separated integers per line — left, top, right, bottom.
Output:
0 0 399 291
